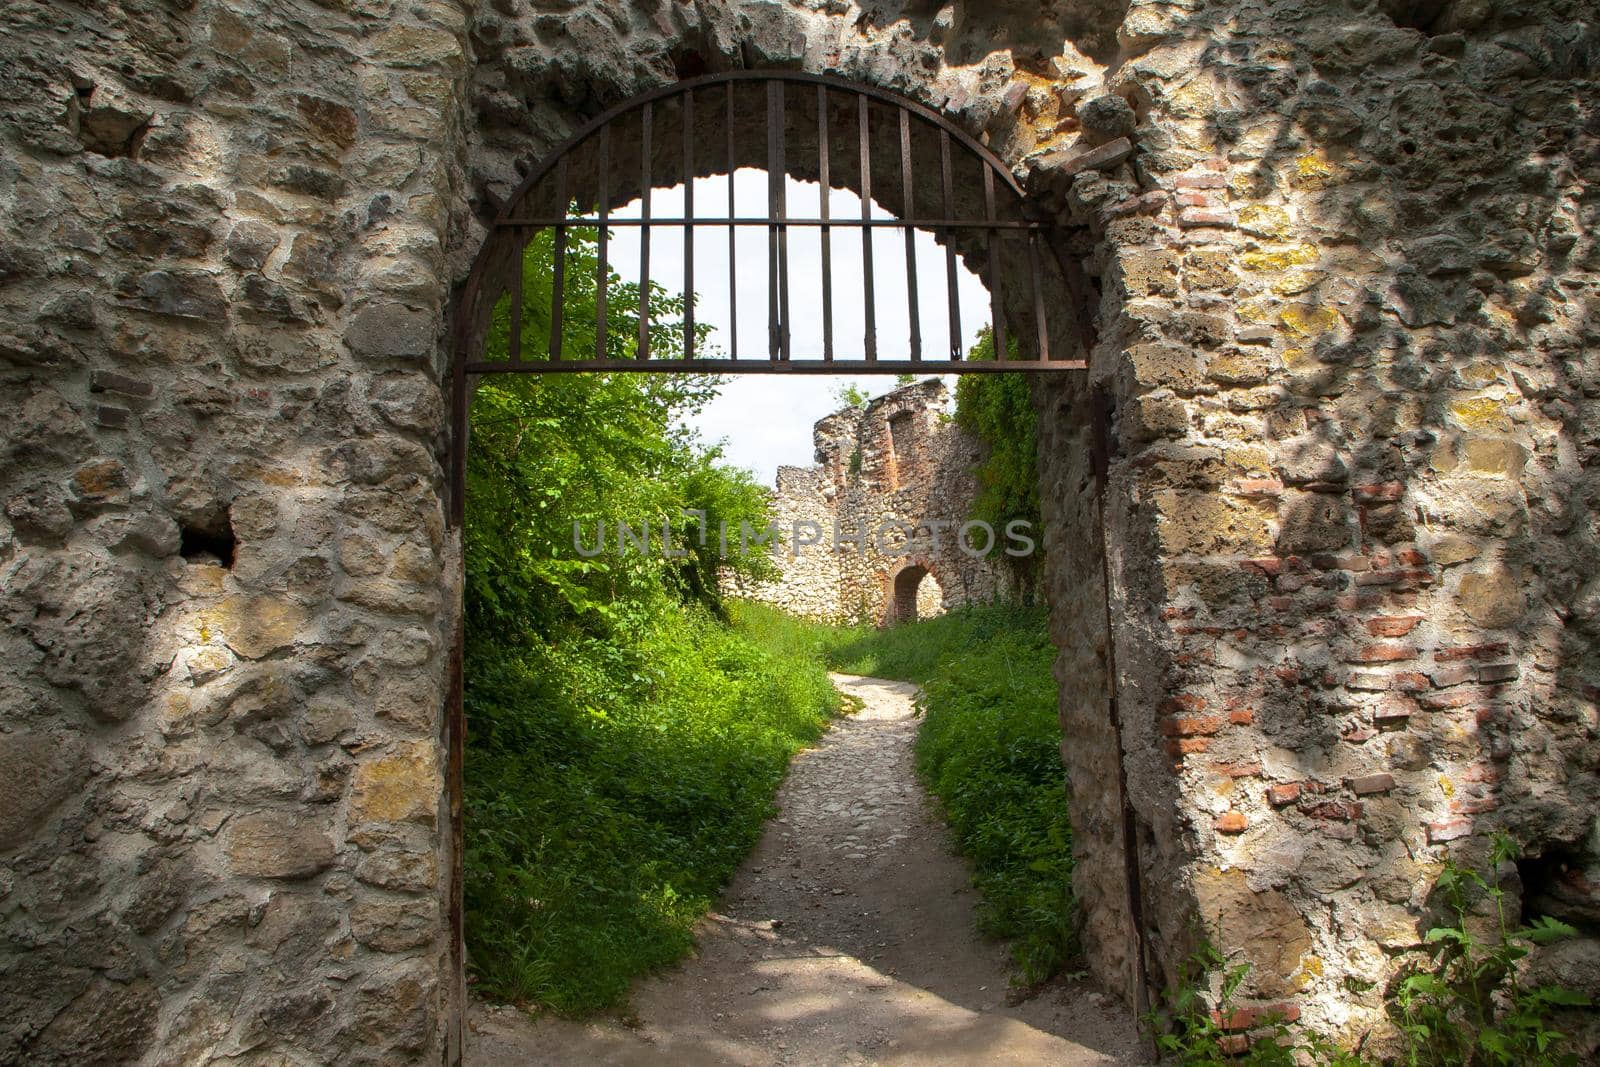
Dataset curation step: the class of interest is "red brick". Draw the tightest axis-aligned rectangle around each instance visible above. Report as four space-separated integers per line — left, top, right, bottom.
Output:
1219 1035 1251 1056
1160 715 1225 737
1366 615 1423 637
1163 737 1211 758
1461 763 1502 784
1374 700 1416 724
1214 812 1248 833
1174 171 1227 189
1229 709 1255 726
1428 817 1474 843
1213 1003 1302 1031
1451 796 1500 815
1390 671 1430 692
1304 800 1363 821
1160 606 1197 621
1342 724 1377 743
1266 783 1302 807
1179 208 1234 229
1232 477 1284 497
1348 642 1417 663
1396 548 1428 566
1428 664 1476 688
1354 481 1405 502
1211 761 1263 778
1476 662 1520 683
1161 693 1208 714
1346 670 1390 691
1417 688 1493 711
1347 773 1396 795
1176 190 1216 207
1434 642 1510 662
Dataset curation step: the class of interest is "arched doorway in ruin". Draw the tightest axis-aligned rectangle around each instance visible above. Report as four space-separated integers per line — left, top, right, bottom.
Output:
888 561 943 625
446 70 1142 1058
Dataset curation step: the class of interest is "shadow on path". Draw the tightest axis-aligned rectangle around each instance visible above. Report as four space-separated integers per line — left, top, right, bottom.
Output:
468 674 1145 1066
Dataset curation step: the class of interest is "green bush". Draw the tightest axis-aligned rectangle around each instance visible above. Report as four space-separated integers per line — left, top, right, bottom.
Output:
464 604 837 1014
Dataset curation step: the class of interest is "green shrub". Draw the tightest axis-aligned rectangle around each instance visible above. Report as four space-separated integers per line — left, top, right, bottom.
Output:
464 604 838 1014
462 231 836 1015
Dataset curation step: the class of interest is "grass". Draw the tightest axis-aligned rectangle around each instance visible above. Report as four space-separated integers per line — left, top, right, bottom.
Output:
463 600 840 1014
812 602 1078 983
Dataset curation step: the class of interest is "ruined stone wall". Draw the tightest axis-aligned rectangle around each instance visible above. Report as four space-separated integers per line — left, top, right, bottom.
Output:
1 0 1596 1062
0 1 468 1062
1026 0 1600 1049
730 379 1010 624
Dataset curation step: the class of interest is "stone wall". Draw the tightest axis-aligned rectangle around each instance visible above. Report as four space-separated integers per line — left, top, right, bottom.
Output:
0 1 466 1062
1032 0 1600 1049
1 0 1596 1062
728 379 1011 625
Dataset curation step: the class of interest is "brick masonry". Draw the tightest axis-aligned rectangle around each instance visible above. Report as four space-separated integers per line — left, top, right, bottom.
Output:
1 0 1597 1062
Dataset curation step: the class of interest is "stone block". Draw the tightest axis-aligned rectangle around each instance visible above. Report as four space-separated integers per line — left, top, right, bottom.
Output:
346 303 436 361
350 743 439 826
351 897 438 952
205 595 310 660
1457 565 1524 628
1195 868 1312 997
0 730 88 851
224 813 335 880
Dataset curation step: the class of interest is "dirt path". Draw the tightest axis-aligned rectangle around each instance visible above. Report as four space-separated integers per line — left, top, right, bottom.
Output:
468 673 1145 1066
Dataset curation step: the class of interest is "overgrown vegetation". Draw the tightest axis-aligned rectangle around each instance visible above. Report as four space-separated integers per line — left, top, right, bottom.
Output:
953 328 1042 596
810 604 1077 984
464 230 840 1014
1147 834 1592 1066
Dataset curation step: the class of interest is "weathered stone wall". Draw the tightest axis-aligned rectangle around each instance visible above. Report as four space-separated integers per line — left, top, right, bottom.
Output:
729 379 1010 624
0 1 468 1062
1026 0 1600 1049
2 0 1596 1061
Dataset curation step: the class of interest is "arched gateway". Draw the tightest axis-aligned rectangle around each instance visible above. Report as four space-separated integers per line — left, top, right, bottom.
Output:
444 71 1135 1055
9 0 1591 1060
450 74 1096 528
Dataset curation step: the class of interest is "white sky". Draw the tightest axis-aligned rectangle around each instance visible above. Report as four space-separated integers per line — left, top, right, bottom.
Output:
603 171 988 484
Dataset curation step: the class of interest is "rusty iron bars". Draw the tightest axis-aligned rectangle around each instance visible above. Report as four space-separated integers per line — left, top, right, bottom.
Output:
453 71 1089 380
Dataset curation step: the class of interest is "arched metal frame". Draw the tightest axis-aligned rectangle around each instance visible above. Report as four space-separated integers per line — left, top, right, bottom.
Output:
449 71 1097 521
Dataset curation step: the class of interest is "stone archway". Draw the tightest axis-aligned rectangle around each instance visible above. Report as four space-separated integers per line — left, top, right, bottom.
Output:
7 1 1593 1063
888 561 941 625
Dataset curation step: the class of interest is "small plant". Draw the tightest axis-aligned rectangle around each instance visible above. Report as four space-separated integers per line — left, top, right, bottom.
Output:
834 382 871 409
1146 938 1357 1066
1390 833 1591 1067
1145 837 1591 1066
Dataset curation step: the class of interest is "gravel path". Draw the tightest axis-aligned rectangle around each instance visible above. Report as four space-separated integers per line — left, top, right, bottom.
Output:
468 673 1145 1066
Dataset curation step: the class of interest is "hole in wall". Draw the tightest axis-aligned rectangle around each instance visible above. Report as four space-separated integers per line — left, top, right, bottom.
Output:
1379 0 1453 34
180 511 237 568
1518 844 1600 935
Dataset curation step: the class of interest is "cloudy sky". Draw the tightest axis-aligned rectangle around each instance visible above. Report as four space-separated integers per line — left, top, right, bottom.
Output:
604 172 988 483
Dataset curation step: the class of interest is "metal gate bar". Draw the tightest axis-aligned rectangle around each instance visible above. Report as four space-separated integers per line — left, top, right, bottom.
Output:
455 70 1090 379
